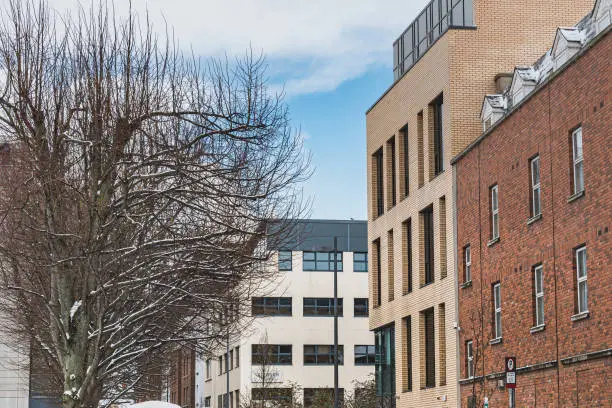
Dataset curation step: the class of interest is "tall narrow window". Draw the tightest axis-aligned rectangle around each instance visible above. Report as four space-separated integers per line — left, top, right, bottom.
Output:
464 245 471 283
421 206 434 286
466 340 474 379
571 127 584 195
400 125 409 197
422 307 435 388
374 239 381 307
438 303 446 386
534 265 544 327
387 137 397 208
402 218 413 294
388 229 395 301
373 148 384 217
530 156 541 217
575 246 588 314
278 250 292 271
432 94 444 177
493 283 502 339
417 111 424 188
439 196 447 278
402 316 412 392
490 185 499 241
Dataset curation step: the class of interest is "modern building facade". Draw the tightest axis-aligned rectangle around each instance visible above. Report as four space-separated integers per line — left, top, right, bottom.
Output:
197 220 374 408
0 341 28 408
365 0 595 407
453 1 611 406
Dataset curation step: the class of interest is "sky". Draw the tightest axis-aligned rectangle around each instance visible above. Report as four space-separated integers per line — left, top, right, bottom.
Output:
45 0 431 220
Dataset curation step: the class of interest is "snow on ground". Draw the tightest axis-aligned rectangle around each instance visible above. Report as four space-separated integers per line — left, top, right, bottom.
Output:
129 402 181 408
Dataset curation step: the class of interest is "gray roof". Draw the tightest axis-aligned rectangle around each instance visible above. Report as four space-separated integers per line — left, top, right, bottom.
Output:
267 219 367 252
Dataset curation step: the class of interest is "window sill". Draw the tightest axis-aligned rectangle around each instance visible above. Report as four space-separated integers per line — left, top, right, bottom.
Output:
567 190 585 203
527 213 542 225
530 324 545 334
420 282 434 289
489 337 502 346
571 311 590 322
460 280 473 289
487 237 500 247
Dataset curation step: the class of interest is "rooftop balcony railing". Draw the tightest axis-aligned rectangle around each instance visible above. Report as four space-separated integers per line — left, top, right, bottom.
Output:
393 0 474 81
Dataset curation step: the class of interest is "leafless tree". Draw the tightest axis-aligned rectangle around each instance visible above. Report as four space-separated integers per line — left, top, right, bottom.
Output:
0 1 310 407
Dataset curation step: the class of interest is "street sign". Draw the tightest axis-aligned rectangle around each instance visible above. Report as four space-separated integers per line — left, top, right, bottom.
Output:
505 357 517 389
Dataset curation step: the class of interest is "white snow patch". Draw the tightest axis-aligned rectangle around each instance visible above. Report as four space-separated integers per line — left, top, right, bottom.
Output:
70 300 82 321
70 374 76 380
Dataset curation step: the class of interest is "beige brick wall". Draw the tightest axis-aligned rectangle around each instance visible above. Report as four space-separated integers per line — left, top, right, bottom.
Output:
366 1 594 407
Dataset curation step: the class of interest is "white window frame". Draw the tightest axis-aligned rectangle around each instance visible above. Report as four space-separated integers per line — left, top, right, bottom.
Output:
491 185 499 240
466 340 474 379
530 156 541 217
534 265 544 327
576 246 588 314
572 127 584 194
464 245 471 282
493 283 502 339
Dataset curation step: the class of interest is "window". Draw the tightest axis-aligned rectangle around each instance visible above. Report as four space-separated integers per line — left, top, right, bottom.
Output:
493 283 502 339
402 218 413 294
303 298 343 316
374 239 382 307
229 350 234 370
403 316 412 392
230 391 234 408
303 251 343 271
252 297 292 316
278 250 292 271
417 111 424 187
439 196 447 278
354 345 376 365
375 324 395 398
204 397 211 407
354 298 369 317
373 148 384 217
235 346 240 368
400 125 409 197
218 395 222 408
438 303 446 385
205 359 211 379
431 94 444 177
252 388 291 402
534 265 544 327
387 137 397 208
571 127 584 194
530 156 541 217
304 345 344 365
466 340 474 379
464 245 471 283
303 388 344 408
353 252 368 272
235 390 240 407
218 356 222 375
251 344 292 365
421 206 434 285
575 246 588 314
422 307 435 388
388 229 395 301
490 185 499 240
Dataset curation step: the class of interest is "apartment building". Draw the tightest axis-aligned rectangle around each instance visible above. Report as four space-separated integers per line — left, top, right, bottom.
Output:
365 0 595 407
0 342 28 408
197 220 373 408
453 1 611 406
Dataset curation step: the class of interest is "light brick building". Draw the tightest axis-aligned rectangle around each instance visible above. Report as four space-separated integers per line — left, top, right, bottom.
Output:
365 0 594 407
453 0 611 406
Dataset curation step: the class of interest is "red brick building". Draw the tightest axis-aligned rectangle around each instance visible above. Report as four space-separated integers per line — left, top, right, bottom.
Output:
452 1 611 407
169 347 197 408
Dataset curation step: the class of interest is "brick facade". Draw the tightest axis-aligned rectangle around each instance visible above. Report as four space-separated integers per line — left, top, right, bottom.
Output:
170 347 196 408
366 0 594 407
454 27 611 408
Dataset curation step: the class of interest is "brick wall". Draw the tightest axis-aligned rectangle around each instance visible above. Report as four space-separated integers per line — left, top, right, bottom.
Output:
455 29 611 407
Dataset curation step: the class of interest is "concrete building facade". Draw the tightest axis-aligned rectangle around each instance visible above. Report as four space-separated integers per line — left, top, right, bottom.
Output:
453 1 611 406
365 0 595 407
199 220 374 408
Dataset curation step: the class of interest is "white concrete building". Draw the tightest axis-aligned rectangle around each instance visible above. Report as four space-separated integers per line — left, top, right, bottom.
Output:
199 220 373 408
0 323 29 408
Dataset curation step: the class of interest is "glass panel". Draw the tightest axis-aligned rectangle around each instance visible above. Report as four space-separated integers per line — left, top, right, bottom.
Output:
495 311 502 337
463 0 474 25
494 285 500 309
574 161 584 193
303 260 315 270
532 158 540 185
573 129 583 159
577 249 587 278
536 297 544 325
535 267 543 294
304 252 315 260
451 0 464 26
534 188 541 215
578 281 588 312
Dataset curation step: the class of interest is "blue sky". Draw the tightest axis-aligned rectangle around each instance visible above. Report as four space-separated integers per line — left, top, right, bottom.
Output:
47 0 431 220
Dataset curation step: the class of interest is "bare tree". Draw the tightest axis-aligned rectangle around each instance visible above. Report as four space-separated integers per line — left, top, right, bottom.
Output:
0 1 309 407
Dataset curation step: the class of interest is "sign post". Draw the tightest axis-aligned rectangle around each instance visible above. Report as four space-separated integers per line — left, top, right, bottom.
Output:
505 357 517 408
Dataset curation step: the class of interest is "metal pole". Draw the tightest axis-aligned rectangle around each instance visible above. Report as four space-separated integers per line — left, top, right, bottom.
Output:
333 237 339 408
226 311 230 408
509 388 515 408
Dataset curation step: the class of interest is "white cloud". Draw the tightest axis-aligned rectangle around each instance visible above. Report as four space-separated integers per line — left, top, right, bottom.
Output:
43 0 430 96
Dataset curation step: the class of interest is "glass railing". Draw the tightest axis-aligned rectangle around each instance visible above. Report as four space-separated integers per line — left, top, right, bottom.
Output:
393 0 474 81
